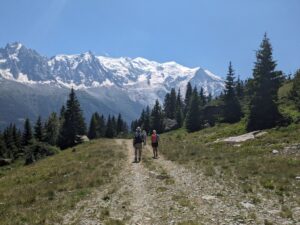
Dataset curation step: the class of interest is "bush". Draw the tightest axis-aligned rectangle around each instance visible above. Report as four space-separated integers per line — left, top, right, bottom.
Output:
25 142 60 165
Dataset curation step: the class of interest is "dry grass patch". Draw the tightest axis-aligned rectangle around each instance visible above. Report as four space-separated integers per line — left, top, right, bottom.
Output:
0 139 126 225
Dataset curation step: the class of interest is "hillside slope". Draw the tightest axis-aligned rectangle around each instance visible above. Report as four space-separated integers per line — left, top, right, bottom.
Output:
0 139 126 225
1 123 299 225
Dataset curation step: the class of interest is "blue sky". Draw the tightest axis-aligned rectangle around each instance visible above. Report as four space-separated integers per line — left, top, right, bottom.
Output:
0 0 299 79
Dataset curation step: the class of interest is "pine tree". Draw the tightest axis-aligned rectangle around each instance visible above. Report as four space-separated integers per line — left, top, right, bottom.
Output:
0 131 7 158
290 69 300 111
44 112 60 146
199 87 206 106
111 116 117 136
131 119 139 132
150 100 164 133
175 89 184 127
163 93 171 118
105 115 115 138
184 82 193 113
59 105 66 121
58 88 87 149
169 88 177 119
116 113 123 134
22 118 33 146
207 93 213 103
3 124 17 158
97 114 106 137
247 34 282 131
223 62 243 123
34 116 44 142
236 75 244 99
139 109 146 127
185 91 202 132
12 125 22 151
143 106 151 133
88 113 98 139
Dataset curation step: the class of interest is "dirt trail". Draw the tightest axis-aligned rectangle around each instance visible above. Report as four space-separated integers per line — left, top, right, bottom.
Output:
62 140 298 225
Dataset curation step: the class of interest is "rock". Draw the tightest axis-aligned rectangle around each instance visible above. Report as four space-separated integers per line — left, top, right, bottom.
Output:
75 135 89 143
282 144 300 155
202 195 217 201
272 149 279 154
163 118 178 131
215 130 267 143
240 201 255 209
0 158 12 166
295 176 300 180
254 131 268 137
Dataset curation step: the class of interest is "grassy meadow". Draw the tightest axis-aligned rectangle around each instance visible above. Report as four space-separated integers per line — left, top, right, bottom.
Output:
0 139 126 225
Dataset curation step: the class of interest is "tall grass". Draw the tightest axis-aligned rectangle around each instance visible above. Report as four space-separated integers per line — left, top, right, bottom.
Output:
0 139 126 225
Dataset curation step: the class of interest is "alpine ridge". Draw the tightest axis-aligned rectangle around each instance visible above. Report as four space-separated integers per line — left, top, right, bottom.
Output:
0 42 225 128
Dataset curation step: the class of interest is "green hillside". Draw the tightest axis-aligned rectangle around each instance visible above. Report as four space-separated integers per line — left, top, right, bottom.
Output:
0 139 126 225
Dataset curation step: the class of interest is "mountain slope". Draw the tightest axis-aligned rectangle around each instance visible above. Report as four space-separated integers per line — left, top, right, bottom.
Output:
0 42 224 128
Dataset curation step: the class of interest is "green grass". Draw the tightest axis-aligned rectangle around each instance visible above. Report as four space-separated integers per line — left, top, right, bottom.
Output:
0 139 126 225
160 122 300 201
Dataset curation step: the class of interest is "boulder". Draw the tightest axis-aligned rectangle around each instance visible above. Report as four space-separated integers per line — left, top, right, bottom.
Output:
75 135 90 143
215 130 268 144
0 158 12 167
272 149 279 154
163 118 178 131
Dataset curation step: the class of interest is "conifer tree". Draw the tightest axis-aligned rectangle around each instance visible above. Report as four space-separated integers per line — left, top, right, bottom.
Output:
105 115 115 138
0 131 7 158
185 91 202 132
199 87 206 106
59 105 66 121
236 75 244 99
3 124 17 158
131 119 139 132
290 69 300 111
22 118 33 146
223 62 243 123
111 116 117 135
88 113 98 139
175 89 184 128
97 114 106 137
143 106 151 133
34 116 44 142
12 125 22 151
58 88 87 149
117 113 124 134
247 34 282 131
169 88 177 119
150 100 164 133
139 109 146 127
207 93 213 103
184 82 193 113
44 112 60 146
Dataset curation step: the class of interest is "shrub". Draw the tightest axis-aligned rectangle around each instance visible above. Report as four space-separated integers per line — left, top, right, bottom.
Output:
24 142 60 165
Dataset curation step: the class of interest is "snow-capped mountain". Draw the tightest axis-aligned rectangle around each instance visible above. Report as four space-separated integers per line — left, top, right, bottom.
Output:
0 42 224 128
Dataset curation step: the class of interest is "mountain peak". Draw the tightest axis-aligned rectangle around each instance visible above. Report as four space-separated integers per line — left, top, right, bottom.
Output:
5 42 23 51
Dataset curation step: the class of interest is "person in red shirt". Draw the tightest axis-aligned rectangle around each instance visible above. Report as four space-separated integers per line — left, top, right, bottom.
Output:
151 130 160 159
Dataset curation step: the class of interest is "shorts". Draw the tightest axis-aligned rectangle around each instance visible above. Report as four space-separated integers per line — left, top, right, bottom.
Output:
151 142 158 148
134 143 143 150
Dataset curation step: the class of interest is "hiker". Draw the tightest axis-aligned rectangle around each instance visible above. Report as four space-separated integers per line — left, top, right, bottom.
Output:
133 127 144 163
151 130 160 159
142 130 147 145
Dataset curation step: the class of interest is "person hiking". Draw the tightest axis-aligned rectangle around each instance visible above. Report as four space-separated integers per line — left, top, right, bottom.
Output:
142 129 147 146
133 127 144 163
151 130 160 159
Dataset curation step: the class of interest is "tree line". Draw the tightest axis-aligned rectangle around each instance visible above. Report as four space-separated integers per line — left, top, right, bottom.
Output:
133 34 300 133
0 88 128 165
